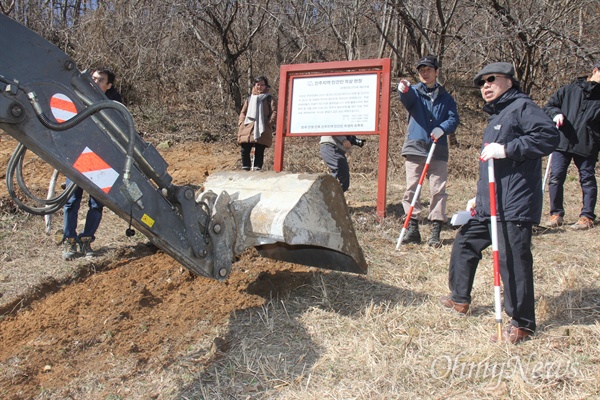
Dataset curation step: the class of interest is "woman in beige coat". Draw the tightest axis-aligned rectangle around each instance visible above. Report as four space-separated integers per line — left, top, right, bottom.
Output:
237 76 277 171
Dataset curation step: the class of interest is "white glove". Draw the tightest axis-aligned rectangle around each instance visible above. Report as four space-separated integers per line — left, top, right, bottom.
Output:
466 197 476 215
553 114 564 127
398 79 410 94
430 127 444 140
480 143 506 161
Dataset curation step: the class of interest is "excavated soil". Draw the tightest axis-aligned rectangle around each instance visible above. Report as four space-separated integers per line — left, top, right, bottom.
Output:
0 133 313 399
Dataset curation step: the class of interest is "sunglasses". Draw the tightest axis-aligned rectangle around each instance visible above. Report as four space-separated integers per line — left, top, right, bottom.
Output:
477 75 504 87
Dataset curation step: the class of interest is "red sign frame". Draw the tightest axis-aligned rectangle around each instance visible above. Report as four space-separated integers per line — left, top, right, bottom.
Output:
274 58 391 219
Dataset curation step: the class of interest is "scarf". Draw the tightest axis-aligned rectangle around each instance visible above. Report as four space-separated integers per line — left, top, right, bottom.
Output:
244 93 269 141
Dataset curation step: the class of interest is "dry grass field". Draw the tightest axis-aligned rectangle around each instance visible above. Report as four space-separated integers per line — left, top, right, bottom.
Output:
1 110 600 400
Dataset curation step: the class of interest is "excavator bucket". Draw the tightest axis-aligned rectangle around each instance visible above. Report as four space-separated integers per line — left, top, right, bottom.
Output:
199 171 368 274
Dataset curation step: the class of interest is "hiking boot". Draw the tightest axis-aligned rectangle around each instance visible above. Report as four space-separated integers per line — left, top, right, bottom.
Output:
490 324 532 344
571 216 594 230
79 236 97 257
438 295 469 315
547 214 564 227
428 220 443 248
402 219 421 244
62 238 80 260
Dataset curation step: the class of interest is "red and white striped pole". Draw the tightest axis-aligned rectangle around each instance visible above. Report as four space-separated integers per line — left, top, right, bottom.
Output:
488 158 503 340
396 139 437 250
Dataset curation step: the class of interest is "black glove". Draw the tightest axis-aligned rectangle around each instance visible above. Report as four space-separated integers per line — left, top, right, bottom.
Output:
448 135 460 148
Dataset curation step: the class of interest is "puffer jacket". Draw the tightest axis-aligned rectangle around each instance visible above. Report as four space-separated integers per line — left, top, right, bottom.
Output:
475 88 559 224
237 88 278 147
544 77 600 157
399 82 460 162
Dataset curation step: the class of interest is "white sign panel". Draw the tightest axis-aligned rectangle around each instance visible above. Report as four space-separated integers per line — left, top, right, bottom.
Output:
289 74 378 134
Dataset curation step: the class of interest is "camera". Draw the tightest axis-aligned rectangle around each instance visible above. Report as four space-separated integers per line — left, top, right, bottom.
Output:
354 138 366 148
347 135 366 148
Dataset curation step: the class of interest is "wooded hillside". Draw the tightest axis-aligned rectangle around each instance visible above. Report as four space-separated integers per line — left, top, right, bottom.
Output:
3 0 599 138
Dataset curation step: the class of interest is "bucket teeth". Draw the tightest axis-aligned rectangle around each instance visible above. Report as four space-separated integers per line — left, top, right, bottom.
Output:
199 171 367 274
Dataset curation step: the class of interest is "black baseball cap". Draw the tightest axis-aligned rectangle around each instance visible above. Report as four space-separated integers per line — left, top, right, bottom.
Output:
417 55 439 70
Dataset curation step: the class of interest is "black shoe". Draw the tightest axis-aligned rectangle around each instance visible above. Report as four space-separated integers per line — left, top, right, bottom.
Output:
402 219 421 244
428 220 443 248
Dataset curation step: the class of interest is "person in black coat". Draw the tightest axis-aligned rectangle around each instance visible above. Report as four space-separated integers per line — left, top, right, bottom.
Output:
439 62 559 344
544 61 600 230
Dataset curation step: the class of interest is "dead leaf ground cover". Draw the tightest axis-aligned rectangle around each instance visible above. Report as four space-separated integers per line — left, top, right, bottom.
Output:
1 126 599 399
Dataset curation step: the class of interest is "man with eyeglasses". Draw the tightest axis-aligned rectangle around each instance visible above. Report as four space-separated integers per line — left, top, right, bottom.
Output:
397 55 460 248
439 62 558 344
544 61 600 230
62 67 122 260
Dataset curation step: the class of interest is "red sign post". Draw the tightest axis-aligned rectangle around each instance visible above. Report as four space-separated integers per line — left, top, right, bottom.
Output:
274 58 391 219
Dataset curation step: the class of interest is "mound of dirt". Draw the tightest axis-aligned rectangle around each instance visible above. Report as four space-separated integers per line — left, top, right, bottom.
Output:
1 248 312 398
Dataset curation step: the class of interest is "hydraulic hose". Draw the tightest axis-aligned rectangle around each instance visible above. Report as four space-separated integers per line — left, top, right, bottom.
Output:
25 91 138 183
6 142 77 215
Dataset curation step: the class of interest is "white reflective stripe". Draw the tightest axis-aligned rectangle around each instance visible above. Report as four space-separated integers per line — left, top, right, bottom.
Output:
82 168 119 193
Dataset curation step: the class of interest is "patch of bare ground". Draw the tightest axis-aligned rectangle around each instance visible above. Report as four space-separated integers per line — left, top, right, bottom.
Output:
1 131 600 399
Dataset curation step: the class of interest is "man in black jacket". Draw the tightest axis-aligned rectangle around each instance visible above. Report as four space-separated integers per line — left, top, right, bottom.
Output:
544 61 600 230
439 62 559 344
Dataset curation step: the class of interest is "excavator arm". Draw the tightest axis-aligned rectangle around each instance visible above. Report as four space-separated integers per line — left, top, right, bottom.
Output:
0 15 367 280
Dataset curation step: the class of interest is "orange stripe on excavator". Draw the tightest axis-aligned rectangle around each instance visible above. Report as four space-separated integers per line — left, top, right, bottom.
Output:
49 96 77 113
73 149 111 173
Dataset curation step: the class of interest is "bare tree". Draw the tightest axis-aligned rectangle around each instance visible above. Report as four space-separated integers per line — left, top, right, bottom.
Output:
311 0 374 61
182 0 272 111
457 0 600 95
0 0 16 15
268 0 332 65
365 0 463 79
3 0 599 137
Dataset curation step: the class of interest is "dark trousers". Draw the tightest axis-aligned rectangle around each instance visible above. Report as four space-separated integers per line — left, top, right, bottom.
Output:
320 143 350 192
240 142 266 170
448 219 536 332
548 150 597 220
